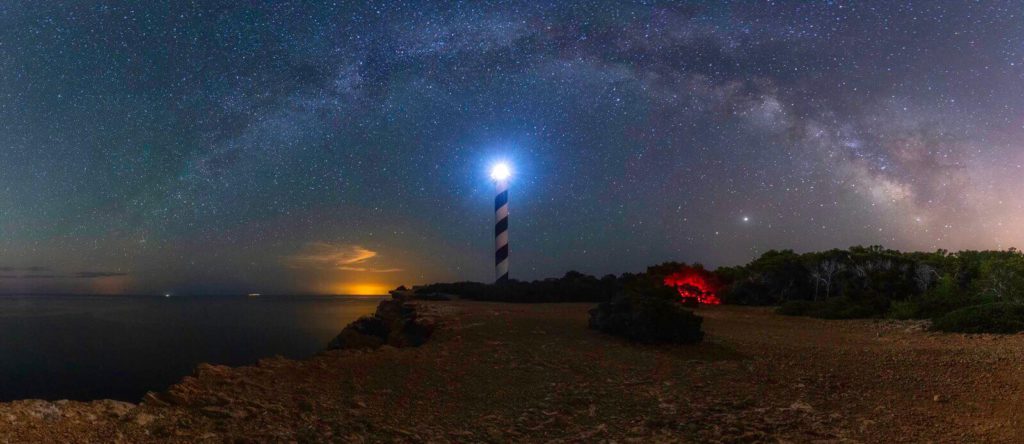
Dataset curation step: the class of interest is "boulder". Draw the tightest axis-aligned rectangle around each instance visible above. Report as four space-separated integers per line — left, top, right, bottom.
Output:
389 288 415 300
327 301 435 350
327 316 388 350
388 317 436 347
376 299 416 326
95 400 135 418
23 401 62 421
130 412 158 427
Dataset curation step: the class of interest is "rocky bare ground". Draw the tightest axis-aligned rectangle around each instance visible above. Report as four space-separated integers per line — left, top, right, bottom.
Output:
1 302 1024 442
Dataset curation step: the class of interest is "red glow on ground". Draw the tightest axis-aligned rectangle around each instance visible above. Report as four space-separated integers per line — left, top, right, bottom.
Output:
663 268 721 305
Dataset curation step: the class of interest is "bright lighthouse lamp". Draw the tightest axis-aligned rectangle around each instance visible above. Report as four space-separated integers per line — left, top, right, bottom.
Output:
491 163 511 283
490 163 511 181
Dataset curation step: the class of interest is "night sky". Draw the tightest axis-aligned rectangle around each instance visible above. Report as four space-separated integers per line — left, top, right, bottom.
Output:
2 1 1024 295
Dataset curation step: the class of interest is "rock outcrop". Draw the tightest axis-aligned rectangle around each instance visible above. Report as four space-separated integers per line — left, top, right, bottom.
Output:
327 299 436 350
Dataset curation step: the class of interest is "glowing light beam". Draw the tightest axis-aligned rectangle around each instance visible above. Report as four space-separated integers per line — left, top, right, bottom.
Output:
490 163 511 181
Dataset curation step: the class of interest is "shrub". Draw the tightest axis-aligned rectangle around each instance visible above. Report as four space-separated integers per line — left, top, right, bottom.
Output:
931 302 1024 334
912 275 984 318
887 300 920 320
820 299 886 319
722 280 776 305
588 282 704 344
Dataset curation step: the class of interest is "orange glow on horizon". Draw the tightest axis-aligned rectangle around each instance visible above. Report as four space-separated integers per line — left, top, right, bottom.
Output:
89 275 132 295
332 282 393 296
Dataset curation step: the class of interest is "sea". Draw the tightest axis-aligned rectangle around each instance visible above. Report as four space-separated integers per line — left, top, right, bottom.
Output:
0 294 383 402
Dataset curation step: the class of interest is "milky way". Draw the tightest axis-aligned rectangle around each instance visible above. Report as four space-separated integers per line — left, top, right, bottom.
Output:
2 1 1023 294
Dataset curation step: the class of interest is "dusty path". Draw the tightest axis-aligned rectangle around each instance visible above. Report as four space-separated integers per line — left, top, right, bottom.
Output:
0 302 1022 442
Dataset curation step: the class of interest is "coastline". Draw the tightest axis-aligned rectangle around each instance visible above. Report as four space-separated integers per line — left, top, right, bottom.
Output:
1 301 1023 442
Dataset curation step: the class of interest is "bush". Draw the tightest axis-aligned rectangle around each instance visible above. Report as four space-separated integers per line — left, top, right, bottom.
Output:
912 275 984 318
931 302 1024 334
588 282 704 344
887 300 920 320
722 280 776 305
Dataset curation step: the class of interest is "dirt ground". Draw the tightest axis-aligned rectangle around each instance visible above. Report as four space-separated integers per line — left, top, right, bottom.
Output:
1 301 1023 443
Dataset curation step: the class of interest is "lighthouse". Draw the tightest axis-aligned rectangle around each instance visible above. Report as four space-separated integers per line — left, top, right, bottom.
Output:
491 163 511 283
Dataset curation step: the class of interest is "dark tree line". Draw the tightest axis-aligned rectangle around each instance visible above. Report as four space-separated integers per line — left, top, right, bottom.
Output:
720 246 1024 329
411 246 1024 332
412 262 716 304
412 271 630 303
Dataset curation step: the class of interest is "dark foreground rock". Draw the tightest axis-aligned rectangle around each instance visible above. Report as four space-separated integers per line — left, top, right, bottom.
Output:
589 291 704 344
327 299 437 350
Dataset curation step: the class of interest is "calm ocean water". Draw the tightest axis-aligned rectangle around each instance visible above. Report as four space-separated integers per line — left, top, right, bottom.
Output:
0 294 383 402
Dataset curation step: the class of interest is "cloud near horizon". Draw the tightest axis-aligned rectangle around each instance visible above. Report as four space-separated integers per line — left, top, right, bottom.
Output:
285 243 402 273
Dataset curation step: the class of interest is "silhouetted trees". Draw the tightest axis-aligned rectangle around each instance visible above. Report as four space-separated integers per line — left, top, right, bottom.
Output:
414 245 1024 332
720 246 1024 327
412 270 632 303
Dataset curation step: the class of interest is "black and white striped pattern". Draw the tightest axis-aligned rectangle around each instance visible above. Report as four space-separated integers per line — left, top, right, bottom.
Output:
494 179 509 283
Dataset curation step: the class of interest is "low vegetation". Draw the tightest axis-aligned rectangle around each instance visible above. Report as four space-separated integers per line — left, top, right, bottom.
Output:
587 278 704 344
414 246 1024 334
412 263 720 304
930 302 1024 334
415 272 706 343
413 271 630 303
719 246 1024 333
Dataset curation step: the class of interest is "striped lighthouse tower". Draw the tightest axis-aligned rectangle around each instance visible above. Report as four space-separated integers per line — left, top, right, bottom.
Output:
492 163 511 283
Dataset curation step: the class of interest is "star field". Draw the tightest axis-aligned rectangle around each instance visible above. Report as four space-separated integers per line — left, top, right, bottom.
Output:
1 1 1024 294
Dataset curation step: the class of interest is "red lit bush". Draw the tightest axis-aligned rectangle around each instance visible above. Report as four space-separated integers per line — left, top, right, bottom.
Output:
663 266 721 305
